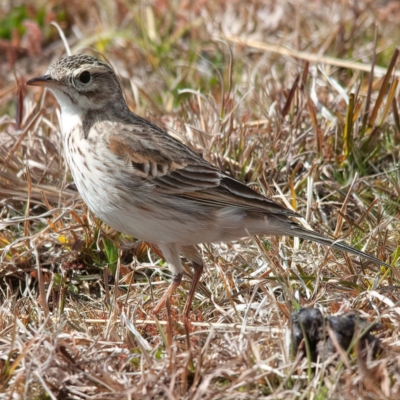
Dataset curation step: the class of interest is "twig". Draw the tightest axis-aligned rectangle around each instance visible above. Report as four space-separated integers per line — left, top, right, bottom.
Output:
224 36 400 77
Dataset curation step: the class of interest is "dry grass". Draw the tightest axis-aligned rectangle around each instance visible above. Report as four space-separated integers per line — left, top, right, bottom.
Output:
1 0 400 399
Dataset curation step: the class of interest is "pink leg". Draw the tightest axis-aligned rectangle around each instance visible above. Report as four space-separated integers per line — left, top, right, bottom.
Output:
152 272 182 315
182 261 204 318
152 243 183 315
181 246 204 318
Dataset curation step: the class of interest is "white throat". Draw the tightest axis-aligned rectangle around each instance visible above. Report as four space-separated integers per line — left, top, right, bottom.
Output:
51 88 83 134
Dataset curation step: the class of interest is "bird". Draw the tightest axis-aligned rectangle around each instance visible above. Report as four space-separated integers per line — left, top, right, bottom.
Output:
26 54 388 318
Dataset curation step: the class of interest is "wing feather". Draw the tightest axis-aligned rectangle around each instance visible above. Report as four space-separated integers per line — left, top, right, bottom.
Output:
107 119 298 217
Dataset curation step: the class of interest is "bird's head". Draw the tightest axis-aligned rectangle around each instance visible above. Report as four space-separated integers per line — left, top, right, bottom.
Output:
26 54 125 113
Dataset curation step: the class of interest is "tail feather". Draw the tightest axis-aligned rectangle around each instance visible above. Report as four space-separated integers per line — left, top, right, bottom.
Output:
285 223 389 268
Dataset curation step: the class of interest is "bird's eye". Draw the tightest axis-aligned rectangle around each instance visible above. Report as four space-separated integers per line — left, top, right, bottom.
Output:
79 71 91 84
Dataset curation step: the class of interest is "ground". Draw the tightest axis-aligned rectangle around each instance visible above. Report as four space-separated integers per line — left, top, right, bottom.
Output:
0 1 400 399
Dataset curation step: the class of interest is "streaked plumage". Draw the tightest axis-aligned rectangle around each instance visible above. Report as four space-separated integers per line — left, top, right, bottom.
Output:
27 55 388 317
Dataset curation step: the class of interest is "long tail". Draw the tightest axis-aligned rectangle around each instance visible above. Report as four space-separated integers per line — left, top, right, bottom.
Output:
283 223 390 268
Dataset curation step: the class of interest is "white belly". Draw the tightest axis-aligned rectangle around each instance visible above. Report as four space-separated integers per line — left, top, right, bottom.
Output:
63 127 268 246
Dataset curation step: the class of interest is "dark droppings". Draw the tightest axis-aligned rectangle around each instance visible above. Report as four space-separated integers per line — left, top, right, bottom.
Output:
291 307 382 363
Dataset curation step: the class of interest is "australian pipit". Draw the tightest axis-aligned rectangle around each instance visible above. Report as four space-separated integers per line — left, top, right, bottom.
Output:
27 55 388 317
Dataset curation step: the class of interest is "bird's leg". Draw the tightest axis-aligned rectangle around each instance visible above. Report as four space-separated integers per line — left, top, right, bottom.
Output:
180 245 204 319
152 243 183 316
182 261 204 318
152 272 182 315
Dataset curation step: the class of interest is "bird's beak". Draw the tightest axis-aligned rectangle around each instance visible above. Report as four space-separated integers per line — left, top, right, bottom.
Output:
26 75 59 87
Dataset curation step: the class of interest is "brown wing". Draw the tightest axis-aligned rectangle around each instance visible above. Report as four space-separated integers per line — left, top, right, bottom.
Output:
107 122 299 217
108 132 221 192
182 175 299 217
